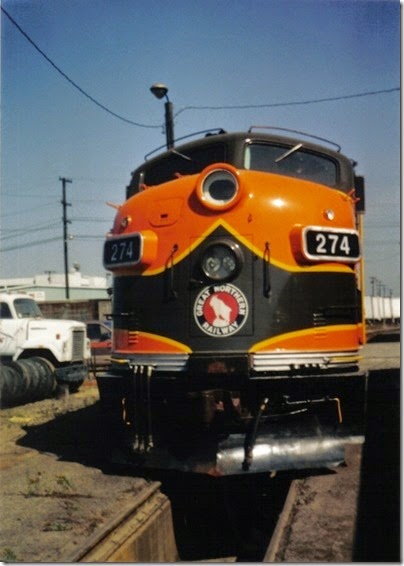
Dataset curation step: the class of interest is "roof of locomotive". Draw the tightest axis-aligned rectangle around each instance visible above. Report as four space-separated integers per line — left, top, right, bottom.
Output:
126 129 356 197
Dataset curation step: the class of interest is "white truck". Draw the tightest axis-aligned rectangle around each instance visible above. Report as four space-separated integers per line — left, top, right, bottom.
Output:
0 293 90 403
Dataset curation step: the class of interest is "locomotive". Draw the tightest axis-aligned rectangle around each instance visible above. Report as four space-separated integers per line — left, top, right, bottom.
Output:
98 127 367 475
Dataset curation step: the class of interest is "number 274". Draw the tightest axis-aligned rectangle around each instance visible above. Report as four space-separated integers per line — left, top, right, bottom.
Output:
111 241 134 262
315 233 350 255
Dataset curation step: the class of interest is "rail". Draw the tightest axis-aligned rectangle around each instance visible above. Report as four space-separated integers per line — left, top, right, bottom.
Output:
366 322 400 341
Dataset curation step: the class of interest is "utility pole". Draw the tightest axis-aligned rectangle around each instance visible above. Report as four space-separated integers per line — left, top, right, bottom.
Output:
59 177 72 299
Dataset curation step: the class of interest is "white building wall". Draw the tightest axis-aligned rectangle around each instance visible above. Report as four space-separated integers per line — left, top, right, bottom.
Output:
0 271 110 301
364 295 400 321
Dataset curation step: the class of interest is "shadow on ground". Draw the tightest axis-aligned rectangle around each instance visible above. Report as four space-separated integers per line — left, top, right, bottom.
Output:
354 368 401 562
16 402 107 469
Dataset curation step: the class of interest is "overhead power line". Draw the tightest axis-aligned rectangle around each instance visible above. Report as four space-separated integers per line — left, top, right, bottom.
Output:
174 88 400 117
0 202 58 219
73 235 105 240
71 217 111 222
2 5 399 127
0 221 61 240
1 5 160 129
0 236 61 252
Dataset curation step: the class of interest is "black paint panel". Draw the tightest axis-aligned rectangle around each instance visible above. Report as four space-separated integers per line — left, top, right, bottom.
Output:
112 227 360 352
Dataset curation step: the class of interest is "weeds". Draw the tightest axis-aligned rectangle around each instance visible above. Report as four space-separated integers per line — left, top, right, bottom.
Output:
43 521 72 532
55 475 73 491
1 548 18 562
25 472 81 498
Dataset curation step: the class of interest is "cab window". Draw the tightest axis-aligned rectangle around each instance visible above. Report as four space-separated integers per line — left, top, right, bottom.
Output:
244 143 338 187
0 303 12 319
13 298 43 318
142 143 227 186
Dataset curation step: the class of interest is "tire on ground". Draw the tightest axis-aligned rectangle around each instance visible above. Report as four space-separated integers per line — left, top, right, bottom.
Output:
0 357 56 408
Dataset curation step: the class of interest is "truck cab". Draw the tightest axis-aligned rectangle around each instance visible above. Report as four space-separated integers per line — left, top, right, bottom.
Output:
0 292 90 390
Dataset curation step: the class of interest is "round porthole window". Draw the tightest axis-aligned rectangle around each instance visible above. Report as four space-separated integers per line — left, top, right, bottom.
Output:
196 163 243 211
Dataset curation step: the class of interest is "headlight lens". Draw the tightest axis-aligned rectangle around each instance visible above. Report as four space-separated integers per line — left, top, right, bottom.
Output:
201 242 242 281
196 163 243 210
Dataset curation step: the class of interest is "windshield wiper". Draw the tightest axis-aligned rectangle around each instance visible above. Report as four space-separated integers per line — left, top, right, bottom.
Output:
170 148 192 161
275 143 303 163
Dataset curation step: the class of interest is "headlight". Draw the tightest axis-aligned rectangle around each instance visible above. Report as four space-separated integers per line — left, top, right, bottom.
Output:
196 163 243 210
201 241 243 281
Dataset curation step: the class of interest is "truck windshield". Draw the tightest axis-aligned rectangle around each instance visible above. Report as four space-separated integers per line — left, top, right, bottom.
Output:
14 298 43 318
244 143 338 187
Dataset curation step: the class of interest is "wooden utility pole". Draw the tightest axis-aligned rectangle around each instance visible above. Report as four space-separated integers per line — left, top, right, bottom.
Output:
59 177 72 299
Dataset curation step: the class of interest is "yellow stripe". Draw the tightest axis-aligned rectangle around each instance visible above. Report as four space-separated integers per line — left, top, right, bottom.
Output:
136 331 192 353
249 324 359 352
143 219 352 276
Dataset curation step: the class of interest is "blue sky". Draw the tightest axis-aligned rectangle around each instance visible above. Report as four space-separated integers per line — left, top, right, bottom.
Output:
1 0 400 296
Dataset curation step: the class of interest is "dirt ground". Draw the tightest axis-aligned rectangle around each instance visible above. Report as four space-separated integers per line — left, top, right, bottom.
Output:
268 444 362 562
0 379 363 564
0 381 153 563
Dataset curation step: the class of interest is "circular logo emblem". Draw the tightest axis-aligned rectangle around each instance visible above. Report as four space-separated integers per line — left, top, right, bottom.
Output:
194 284 248 337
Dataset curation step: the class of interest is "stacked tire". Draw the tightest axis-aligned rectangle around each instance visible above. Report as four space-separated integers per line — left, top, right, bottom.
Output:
0 357 56 408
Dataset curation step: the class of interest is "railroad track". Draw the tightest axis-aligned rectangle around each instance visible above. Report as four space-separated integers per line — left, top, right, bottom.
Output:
166 472 294 562
64 469 294 563
56 443 371 563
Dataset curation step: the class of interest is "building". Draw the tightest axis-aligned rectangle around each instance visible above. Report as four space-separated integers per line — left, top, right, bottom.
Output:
0 269 110 301
364 295 400 323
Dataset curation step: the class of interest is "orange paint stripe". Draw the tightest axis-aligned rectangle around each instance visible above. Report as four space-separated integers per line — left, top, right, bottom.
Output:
250 324 360 352
117 330 192 354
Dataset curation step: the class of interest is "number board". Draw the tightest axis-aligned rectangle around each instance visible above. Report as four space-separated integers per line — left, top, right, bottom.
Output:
303 227 360 262
104 233 142 269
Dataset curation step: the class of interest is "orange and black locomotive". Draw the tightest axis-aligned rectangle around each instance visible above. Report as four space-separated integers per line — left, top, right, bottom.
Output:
98 127 367 475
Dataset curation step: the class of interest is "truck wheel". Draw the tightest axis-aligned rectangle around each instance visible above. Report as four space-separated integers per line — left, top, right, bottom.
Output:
0 361 32 406
0 357 55 407
0 363 20 408
17 358 56 401
29 357 56 397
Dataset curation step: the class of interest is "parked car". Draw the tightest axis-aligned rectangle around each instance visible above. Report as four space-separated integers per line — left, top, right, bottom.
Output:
86 321 112 374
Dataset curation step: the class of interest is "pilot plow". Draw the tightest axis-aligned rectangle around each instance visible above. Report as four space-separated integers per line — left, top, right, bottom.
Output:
97 366 367 476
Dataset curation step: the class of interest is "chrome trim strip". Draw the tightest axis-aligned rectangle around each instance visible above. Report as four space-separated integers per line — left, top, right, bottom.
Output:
113 350 359 374
113 353 189 372
250 350 359 372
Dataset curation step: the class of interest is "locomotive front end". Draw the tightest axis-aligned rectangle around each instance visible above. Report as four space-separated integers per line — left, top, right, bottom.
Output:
98 130 367 475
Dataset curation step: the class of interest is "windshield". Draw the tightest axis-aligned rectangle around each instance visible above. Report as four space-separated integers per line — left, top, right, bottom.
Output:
244 143 338 187
14 298 43 318
129 143 227 194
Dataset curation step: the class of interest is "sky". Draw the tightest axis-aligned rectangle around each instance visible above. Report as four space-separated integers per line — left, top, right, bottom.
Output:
0 0 400 296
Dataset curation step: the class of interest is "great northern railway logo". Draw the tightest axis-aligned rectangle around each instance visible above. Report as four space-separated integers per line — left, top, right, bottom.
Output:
194 284 248 337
